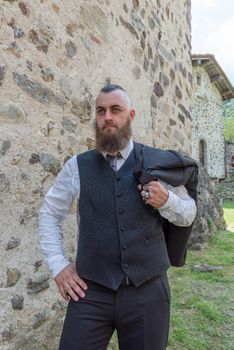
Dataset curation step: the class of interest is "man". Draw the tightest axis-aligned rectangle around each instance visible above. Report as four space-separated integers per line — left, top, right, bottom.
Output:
39 84 197 350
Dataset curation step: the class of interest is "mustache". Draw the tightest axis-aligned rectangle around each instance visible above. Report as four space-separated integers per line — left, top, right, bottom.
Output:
103 123 118 129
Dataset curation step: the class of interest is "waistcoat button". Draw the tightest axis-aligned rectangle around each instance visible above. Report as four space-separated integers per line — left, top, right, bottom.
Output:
122 245 127 251
118 209 124 215
123 263 128 269
117 192 123 198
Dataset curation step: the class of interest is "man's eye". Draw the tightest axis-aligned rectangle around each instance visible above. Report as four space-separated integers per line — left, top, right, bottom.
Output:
112 108 120 112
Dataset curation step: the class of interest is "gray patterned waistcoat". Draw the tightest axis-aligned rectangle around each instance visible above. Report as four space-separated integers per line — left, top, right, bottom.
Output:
76 146 170 290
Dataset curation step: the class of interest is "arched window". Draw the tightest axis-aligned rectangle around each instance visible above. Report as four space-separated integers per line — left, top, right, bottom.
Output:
197 74 201 86
199 139 207 166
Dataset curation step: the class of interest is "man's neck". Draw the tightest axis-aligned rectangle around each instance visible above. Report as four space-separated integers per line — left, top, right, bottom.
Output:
102 138 133 160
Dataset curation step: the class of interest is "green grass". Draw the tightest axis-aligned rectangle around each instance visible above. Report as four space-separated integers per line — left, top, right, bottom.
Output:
108 201 234 349
223 200 234 232
224 117 234 142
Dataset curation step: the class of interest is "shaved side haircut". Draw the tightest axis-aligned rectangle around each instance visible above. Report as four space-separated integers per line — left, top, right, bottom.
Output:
99 83 132 109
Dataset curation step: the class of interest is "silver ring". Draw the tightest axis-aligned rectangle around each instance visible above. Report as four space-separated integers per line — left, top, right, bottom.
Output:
143 192 150 200
143 191 151 204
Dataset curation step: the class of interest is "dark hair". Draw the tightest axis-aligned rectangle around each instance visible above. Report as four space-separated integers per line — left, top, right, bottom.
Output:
100 83 127 94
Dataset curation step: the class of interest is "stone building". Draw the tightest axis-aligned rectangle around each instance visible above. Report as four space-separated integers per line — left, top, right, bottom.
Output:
191 54 234 179
0 0 193 348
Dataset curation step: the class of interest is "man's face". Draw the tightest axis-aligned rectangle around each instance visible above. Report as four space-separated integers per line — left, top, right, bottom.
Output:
95 90 134 132
95 90 135 153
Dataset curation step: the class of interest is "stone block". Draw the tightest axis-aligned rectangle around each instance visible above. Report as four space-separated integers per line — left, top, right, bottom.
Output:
1 324 14 342
28 29 50 53
29 153 40 164
153 82 164 97
65 40 77 58
119 16 139 40
175 85 182 99
132 65 141 80
130 8 144 32
178 113 185 125
71 98 92 123
14 28 25 39
6 238 21 250
18 2 31 16
32 309 47 329
39 153 61 175
0 103 26 123
1 140 11 155
61 117 77 133
0 172 10 192
0 65 6 85
13 73 65 106
27 274 50 294
11 295 24 310
80 5 108 42
143 55 149 72
6 267 21 287
41 67 55 82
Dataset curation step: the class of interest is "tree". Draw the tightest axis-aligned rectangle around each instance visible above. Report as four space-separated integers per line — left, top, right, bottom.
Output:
224 99 234 142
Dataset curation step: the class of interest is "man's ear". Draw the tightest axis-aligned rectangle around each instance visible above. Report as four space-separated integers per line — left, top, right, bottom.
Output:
129 109 135 121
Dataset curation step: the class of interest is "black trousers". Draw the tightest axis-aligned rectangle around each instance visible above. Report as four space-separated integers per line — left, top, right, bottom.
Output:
59 274 170 350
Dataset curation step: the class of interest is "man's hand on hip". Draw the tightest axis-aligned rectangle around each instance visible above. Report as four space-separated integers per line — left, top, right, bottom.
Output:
138 181 169 208
54 263 88 302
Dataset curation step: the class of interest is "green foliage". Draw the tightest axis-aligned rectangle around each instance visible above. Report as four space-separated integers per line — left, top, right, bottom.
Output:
224 118 234 141
223 99 234 119
223 200 234 210
224 99 234 141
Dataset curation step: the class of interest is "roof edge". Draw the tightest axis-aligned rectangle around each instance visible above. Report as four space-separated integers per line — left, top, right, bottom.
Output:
192 54 234 100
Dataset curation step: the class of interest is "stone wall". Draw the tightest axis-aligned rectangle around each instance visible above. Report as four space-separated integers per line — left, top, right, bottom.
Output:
0 1 192 349
189 164 226 250
191 65 225 178
215 180 234 201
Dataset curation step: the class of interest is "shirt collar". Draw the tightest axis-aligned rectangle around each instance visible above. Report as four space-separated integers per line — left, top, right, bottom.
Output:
102 138 134 160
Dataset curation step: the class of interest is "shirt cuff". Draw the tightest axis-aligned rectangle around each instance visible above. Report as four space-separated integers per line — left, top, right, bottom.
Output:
158 190 175 210
50 259 71 279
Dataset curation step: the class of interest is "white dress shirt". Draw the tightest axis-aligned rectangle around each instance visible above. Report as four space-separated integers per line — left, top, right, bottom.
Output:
39 139 197 278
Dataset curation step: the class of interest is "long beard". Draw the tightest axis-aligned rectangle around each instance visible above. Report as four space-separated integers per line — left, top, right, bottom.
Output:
95 117 132 154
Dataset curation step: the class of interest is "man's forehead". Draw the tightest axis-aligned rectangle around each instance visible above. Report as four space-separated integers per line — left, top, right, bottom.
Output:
95 90 130 108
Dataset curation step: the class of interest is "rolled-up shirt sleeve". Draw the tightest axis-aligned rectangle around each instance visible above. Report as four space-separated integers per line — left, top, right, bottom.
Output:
158 181 197 227
39 156 80 278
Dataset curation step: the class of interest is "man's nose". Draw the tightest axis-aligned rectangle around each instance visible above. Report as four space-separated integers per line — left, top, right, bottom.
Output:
104 110 113 121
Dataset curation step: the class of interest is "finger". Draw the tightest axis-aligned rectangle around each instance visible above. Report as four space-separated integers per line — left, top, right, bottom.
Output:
74 275 88 291
69 280 86 297
65 287 79 302
141 190 151 198
63 276 87 298
64 266 88 291
59 285 70 301
63 281 80 302
143 183 151 191
137 184 142 190
148 180 158 186
148 183 160 194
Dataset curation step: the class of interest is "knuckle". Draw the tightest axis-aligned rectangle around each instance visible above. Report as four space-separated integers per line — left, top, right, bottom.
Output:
70 281 79 290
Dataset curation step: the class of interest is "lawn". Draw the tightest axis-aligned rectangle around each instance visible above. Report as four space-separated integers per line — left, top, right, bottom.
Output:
108 201 234 349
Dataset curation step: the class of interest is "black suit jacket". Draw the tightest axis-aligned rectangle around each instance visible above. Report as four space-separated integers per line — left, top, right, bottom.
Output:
133 142 198 267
